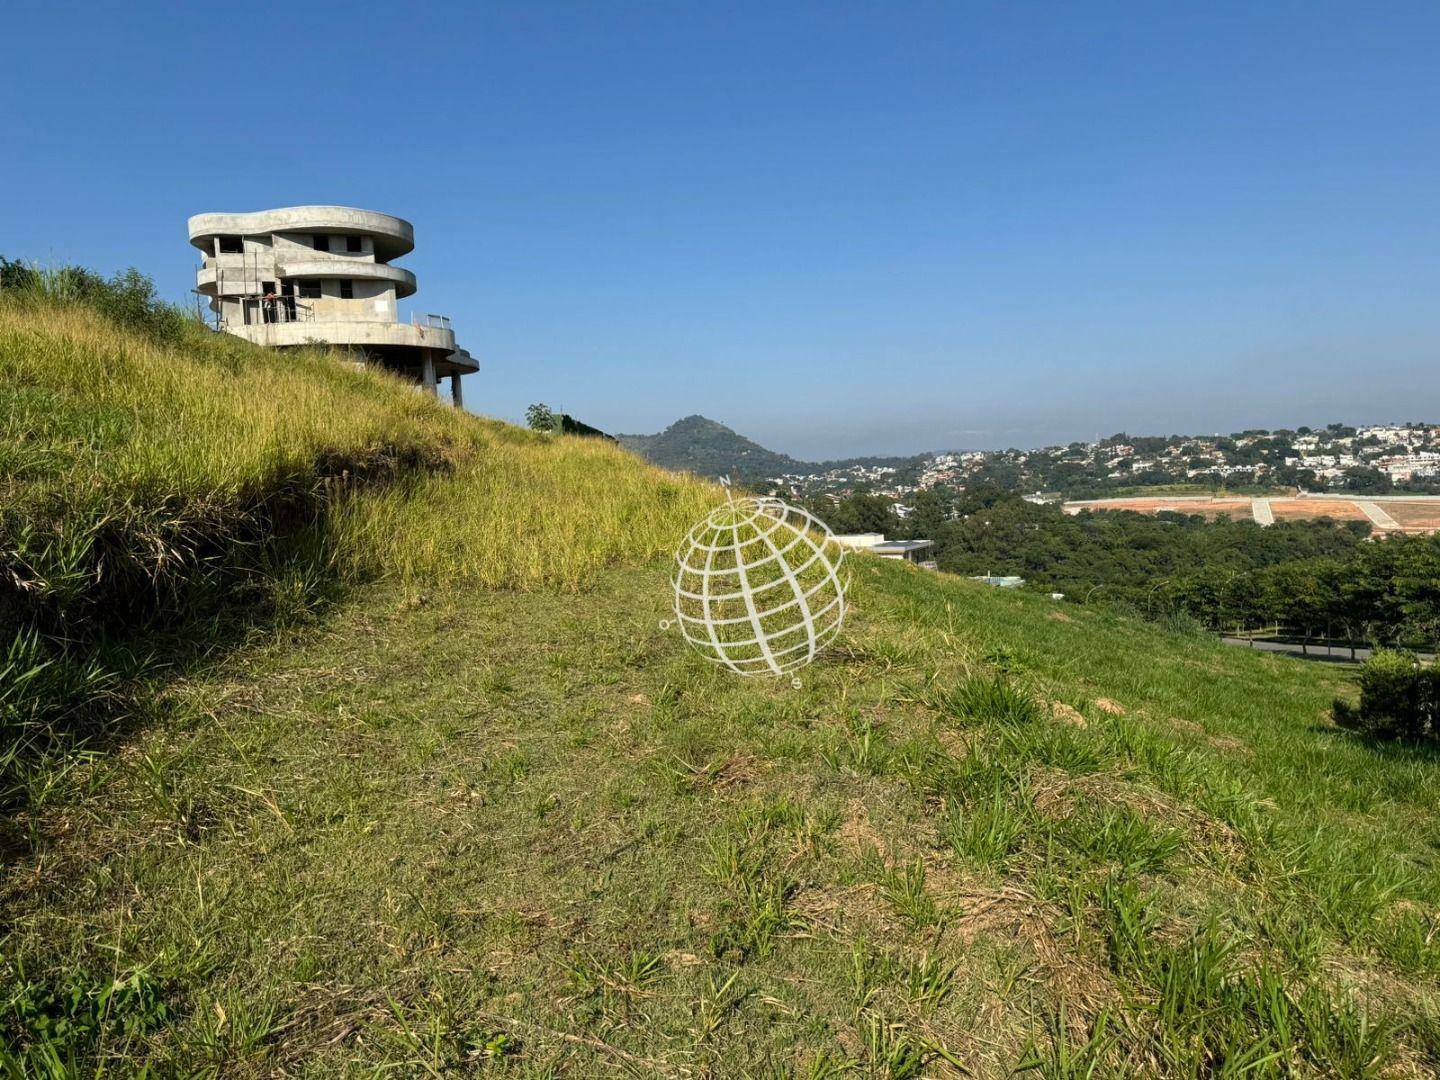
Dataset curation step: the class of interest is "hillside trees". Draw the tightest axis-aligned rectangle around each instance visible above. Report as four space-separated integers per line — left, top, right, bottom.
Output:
1162 537 1440 650
917 495 1364 604
811 488 900 535
873 488 1438 649
1340 466 1393 494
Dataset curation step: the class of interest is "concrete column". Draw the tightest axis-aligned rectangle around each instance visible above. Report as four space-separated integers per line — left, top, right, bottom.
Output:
421 353 437 395
450 373 464 408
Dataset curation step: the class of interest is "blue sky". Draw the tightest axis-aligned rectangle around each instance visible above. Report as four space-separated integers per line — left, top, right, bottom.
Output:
4 2 1439 458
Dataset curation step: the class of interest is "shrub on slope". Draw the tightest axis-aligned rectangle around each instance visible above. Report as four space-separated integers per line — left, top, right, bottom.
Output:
1334 649 1440 742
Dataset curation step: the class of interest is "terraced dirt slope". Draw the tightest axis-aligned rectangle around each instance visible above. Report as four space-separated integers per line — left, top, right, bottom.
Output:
1069 493 1440 533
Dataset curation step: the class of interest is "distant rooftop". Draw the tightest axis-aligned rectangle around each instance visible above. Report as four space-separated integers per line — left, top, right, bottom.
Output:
833 533 887 549
870 539 935 553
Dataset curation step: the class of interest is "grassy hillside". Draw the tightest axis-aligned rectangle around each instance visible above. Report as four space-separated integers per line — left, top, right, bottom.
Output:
0 291 713 595
0 282 713 809
5 284 1440 1076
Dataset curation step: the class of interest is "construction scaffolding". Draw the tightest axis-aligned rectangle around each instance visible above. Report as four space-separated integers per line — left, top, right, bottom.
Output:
198 249 313 330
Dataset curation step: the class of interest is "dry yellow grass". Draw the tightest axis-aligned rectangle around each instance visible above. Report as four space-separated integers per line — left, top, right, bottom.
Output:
1 302 448 505
328 434 717 590
0 299 717 592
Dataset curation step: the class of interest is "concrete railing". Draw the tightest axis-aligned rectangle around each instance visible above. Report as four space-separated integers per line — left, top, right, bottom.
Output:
218 298 315 330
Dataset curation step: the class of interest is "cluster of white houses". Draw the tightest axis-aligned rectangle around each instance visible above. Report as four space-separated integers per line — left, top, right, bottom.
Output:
187 206 476 405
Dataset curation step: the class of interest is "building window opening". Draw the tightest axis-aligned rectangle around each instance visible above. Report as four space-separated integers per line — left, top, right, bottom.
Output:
217 236 243 254
312 234 330 252
298 281 321 299
280 281 296 320
339 279 354 300
345 235 363 253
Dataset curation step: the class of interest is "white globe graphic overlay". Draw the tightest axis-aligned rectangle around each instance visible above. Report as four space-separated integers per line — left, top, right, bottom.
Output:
670 496 848 678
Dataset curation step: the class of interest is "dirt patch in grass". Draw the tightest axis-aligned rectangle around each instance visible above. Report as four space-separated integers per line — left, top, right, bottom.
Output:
839 799 885 855
955 882 1120 1024
1049 701 1087 728
1269 498 1369 522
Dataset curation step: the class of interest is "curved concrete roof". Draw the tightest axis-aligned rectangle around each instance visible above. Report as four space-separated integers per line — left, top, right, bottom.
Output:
187 206 415 260
444 348 481 374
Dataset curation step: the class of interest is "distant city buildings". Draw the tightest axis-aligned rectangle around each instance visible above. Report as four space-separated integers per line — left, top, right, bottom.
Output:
1371 452 1440 482
763 423 1440 500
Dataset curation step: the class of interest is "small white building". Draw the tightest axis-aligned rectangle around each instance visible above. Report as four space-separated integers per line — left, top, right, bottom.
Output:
834 533 887 551
834 534 938 569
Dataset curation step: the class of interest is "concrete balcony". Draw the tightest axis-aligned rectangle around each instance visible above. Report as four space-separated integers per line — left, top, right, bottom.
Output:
222 318 457 354
274 259 416 298
196 261 415 301
199 250 378 270
440 352 480 377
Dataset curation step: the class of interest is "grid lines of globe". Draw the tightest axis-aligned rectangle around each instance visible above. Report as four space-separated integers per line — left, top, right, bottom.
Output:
671 497 847 677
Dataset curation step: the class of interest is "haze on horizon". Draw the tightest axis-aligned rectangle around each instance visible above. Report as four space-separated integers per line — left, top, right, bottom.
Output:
5 2 1438 460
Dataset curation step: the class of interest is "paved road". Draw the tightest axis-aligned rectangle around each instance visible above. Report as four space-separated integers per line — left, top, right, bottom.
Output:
1357 500 1400 530
1222 637 1435 663
1251 498 1274 526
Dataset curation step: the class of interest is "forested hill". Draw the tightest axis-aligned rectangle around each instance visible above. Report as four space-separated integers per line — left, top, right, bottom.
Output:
617 413 918 479
616 415 808 477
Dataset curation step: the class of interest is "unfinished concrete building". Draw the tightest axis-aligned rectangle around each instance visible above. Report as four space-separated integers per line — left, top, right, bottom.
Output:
187 206 476 404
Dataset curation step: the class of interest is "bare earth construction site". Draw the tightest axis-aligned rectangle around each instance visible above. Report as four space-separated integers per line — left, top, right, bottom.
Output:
1064 493 1440 533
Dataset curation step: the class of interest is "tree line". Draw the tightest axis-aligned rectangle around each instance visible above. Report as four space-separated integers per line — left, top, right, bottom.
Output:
1161 537 1440 653
799 486 1440 651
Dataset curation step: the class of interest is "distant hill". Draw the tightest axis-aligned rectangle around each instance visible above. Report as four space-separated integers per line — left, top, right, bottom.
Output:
617 415 811 478
618 414 921 479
